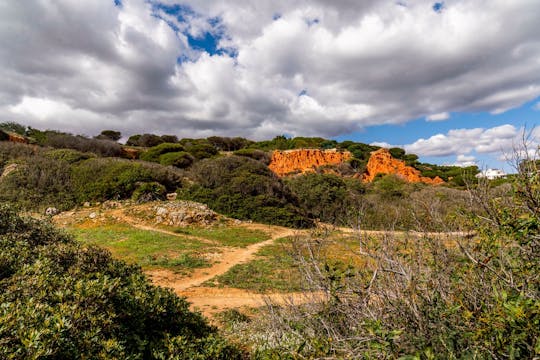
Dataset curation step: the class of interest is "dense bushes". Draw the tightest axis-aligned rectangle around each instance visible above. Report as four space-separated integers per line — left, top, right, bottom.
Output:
140 143 185 162
0 205 243 359
180 156 312 228
285 173 364 225
71 158 182 203
26 129 124 157
0 143 183 210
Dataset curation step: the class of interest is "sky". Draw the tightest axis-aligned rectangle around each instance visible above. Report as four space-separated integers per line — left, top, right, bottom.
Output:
1 0 540 171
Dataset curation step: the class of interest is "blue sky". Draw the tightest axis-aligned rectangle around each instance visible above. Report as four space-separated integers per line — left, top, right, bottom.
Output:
1 0 539 171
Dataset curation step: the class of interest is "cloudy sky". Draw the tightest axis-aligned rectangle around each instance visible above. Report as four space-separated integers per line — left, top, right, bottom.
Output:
1 0 539 170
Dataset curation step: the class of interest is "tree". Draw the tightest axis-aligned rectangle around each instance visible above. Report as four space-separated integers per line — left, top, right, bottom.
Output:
96 130 122 141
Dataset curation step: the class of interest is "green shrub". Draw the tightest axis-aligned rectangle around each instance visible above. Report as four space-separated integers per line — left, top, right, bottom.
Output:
71 158 183 203
0 121 26 135
0 130 8 141
286 173 364 225
185 143 219 160
159 151 194 168
140 143 185 162
180 156 312 228
0 205 243 359
45 148 95 163
132 182 167 202
0 156 76 210
233 148 270 164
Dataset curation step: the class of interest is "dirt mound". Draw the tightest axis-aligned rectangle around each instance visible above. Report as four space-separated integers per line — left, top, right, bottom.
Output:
269 148 352 177
362 148 444 184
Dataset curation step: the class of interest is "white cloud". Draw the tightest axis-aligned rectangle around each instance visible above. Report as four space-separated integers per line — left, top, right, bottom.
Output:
426 112 450 121
454 154 476 167
0 0 539 138
404 124 521 157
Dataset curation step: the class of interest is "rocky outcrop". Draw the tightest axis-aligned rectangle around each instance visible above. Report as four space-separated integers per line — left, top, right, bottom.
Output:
269 149 352 177
362 148 444 185
153 201 218 226
0 130 29 144
121 146 141 159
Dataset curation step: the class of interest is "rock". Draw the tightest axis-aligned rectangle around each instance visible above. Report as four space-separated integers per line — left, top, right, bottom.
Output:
153 201 218 227
89 212 97 219
362 148 444 185
268 149 352 177
156 207 168 216
45 207 58 216
166 193 177 201
83 202 91 207
102 200 122 209
0 163 18 179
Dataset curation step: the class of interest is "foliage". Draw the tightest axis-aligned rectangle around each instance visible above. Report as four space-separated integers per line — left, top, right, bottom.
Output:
238 153 540 359
132 182 167 202
140 143 185 162
184 143 219 160
0 145 183 210
286 173 364 225
0 121 26 136
45 148 95 164
0 121 26 135
95 130 122 141
27 129 124 157
0 205 243 359
0 155 76 211
159 151 194 168
126 133 166 147
233 148 271 164
251 136 328 151
179 156 313 228
71 158 182 203
0 129 9 141
207 136 253 151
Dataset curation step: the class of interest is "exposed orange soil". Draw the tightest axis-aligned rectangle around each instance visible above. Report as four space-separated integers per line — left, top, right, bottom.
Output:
268 148 352 176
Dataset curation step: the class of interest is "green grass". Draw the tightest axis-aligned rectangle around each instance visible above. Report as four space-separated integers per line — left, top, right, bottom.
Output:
172 226 270 247
70 224 213 272
205 237 304 292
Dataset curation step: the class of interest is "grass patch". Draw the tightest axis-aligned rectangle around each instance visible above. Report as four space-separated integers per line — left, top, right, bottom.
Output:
173 226 270 247
69 223 213 271
206 237 304 292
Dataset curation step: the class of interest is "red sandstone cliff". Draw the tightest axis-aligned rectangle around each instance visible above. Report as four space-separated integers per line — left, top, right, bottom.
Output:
268 149 352 177
362 148 444 185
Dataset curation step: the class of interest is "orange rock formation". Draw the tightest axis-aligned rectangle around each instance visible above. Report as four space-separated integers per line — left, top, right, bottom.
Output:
9 133 28 144
362 148 444 185
269 149 352 177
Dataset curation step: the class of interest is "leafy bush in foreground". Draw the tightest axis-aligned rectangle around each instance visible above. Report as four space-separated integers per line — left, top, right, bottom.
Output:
0 205 243 359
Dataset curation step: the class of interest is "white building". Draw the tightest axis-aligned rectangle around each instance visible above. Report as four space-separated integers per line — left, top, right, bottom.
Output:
476 168 507 180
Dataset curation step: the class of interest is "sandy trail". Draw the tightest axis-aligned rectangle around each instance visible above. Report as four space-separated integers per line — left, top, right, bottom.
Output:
147 224 297 291
179 287 324 316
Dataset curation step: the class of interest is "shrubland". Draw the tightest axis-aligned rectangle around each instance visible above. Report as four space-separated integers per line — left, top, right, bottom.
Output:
225 153 539 359
178 155 313 228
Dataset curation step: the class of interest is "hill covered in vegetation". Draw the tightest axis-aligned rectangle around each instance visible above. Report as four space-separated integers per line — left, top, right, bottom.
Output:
0 122 483 230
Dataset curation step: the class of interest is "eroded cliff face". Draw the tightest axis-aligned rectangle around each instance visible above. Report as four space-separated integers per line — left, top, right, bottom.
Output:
362 148 444 184
269 149 352 177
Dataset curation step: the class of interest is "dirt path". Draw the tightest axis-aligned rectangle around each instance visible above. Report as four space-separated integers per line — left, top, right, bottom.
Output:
147 225 297 291
108 208 217 245
179 287 324 316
